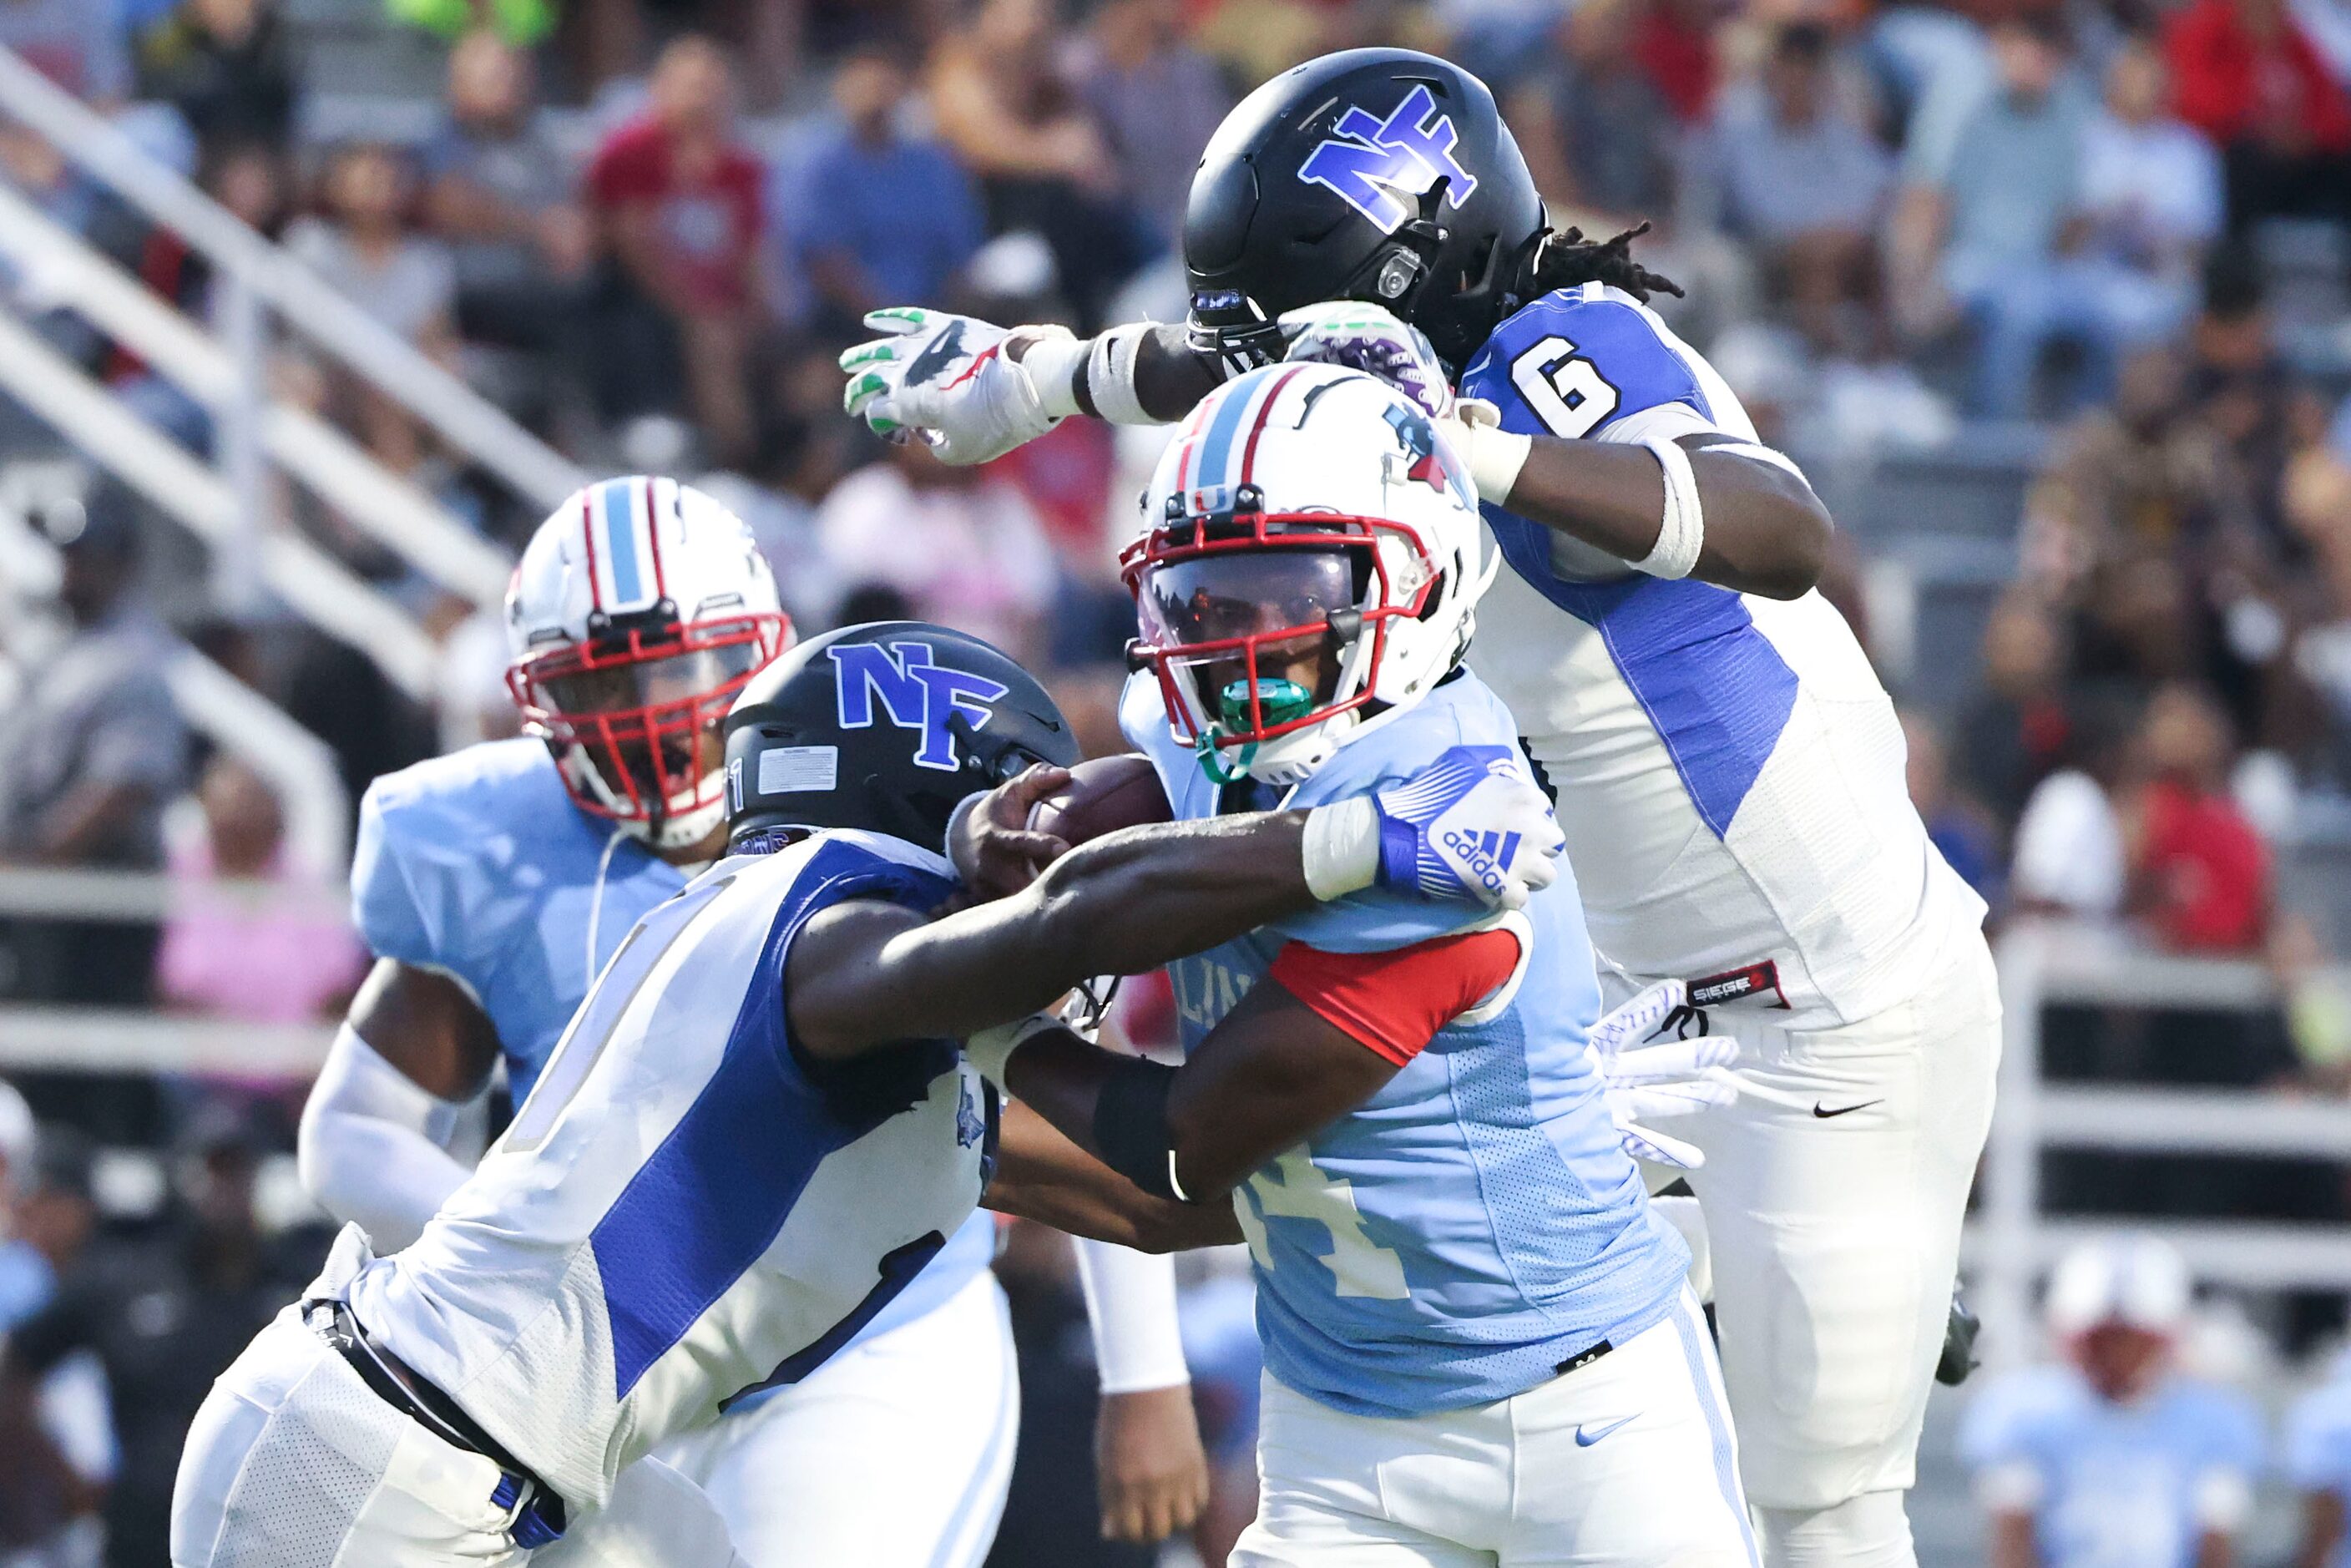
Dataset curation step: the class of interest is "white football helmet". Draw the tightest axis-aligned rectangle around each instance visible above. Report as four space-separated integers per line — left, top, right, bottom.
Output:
1122 362 1495 787
506 476 793 851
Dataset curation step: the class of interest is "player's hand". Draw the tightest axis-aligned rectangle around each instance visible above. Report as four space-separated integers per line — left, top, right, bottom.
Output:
1278 301 1454 419
840 307 1069 463
947 763 1074 899
1095 1383 1211 1543
1589 981 1738 1168
1369 745 1565 911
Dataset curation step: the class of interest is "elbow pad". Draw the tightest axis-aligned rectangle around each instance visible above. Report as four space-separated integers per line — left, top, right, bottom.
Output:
1092 1057 1185 1201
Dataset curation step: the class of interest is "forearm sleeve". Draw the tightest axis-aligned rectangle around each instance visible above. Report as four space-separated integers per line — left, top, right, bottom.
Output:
1073 1237 1191 1393
297 1024 475 1252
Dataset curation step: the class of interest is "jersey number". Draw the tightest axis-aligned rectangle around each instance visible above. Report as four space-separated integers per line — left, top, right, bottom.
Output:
501 876 732 1153
1235 1148 1408 1300
1509 336 1620 439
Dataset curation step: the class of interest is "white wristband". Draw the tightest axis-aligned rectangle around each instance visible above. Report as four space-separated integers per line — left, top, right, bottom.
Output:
1634 437 1705 579
1074 1237 1191 1394
963 1013 1060 1088
1301 797 1380 901
1016 329 1088 420
1460 422 1533 506
1084 323 1160 426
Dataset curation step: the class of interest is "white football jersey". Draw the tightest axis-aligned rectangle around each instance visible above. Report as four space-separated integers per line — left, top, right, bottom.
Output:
1460 284 1985 1028
344 830 992 1510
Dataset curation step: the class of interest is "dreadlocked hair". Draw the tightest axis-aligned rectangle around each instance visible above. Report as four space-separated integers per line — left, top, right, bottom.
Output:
1522 221 1684 305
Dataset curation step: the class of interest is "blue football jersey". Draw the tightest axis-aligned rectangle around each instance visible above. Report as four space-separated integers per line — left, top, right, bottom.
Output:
350 737 993 1346
2288 1353 2351 1566
1959 1365 2265 1568
1120 670 1688 1419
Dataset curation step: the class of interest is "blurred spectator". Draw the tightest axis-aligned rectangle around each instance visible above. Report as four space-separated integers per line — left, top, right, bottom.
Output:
1902 708 2005 905
0 0 132 104
0 1120 104 1568
795 44 983 331
2057 42 2227 398
2126 681 2272 953
285 143 460 474
3 1107 304 1568
384 0 549 53
1075 0 1231 244
1511 0 1680 238
134 0 293 149
1892 13 2095 417
1961 1234 2263 1568
587 36 765 465
1632 0 1719 124
2045 346 2232 566
155 756 364 1030
2010 692 2133 921
424 32 592 368
2185 247 2328 549
2164 0 2351 230
2280 444 2351 785
817 442 1057 660
1697 22 1892 359
0 490 187 1006
2288 1344 2351 1568
1958 592 2075 823
929 0 1144 323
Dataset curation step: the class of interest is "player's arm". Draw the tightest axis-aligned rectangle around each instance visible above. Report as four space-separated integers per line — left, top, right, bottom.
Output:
789 746 1559 1056
999 927 1512 1201
787 811 1327 1056
983 1099 1239 1252
1467 427 1831 600
296 959 499 1252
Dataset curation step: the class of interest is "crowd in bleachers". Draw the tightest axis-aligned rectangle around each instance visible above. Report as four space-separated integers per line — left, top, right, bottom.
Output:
9 0 2351 1560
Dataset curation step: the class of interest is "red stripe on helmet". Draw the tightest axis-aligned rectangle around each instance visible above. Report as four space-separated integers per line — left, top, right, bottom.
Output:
579 491 602 610
1239 366 1309 488
642 477 669 603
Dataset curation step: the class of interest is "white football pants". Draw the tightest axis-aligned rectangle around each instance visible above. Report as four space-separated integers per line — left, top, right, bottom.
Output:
655 1270 1019 1568
1231 1288 1757 1566
170 1307 747 1568
1660 936 2000 1514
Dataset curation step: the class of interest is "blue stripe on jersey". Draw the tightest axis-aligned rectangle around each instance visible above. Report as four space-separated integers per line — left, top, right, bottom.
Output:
1481 504 1798 837
589 837 958 1398
719 1232 947 1412
1459 286 1715 442
597 478 643 604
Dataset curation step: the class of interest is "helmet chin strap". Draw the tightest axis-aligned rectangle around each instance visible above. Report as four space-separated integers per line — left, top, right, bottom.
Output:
1195 675 1317 785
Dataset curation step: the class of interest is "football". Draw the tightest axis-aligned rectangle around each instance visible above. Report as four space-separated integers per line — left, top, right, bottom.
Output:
1027 754 1173 847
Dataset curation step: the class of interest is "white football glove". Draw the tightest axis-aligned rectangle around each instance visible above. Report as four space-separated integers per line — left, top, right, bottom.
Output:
1278 301 1454 419
840 307 1071 465
1587 980 1739 1169
1368 745 1565 911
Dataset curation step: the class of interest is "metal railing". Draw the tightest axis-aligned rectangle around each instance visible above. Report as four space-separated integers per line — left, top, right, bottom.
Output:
0 46 586 511
1969 921 2351 1368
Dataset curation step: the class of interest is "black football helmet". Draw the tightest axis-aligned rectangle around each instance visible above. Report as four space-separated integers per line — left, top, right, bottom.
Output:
724 622 1079 853
1184 48 1546 376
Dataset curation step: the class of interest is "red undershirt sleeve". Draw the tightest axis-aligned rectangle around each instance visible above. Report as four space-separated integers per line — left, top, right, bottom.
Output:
1266 928 1524 1067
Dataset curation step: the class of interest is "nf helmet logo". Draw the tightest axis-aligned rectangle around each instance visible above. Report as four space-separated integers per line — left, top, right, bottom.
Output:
1297 85 1480 235
830 641 1009 771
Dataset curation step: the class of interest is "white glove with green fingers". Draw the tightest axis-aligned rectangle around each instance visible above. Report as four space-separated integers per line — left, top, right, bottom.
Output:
839 306 1072 465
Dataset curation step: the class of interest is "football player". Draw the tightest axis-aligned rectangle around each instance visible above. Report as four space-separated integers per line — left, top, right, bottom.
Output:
175 620 1566 1566
842 49 2000 1568
1960 1235 2263 1568
293 478 1192 1562
958 366 1758 1565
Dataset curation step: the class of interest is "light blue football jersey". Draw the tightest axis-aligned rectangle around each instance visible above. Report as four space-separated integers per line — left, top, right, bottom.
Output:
1959 1365 2266 1568
1120 670 1688 1419
2288 1353 2351 1566
350 737 994 1348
